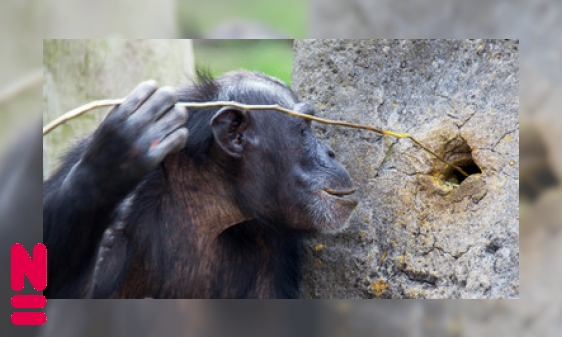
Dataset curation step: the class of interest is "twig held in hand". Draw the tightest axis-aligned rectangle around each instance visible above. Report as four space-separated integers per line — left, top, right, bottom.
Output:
42 99 469 177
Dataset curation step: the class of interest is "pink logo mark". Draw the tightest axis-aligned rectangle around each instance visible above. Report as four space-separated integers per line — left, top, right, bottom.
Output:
10 243 47 326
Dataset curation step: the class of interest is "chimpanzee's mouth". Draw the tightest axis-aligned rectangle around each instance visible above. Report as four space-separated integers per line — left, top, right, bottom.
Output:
323 188 356 198
314 188 358 232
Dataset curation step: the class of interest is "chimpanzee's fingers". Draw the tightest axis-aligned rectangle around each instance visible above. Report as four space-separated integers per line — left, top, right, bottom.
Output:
148 128 189 163
128 86 178 130
149 105 188 136
114 80 158 119
143 105 188 155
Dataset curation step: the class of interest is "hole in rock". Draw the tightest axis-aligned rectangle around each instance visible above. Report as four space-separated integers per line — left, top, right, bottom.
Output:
440 136 482 185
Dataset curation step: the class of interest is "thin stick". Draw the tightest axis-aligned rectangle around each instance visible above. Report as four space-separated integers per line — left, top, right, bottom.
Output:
42 99 469 177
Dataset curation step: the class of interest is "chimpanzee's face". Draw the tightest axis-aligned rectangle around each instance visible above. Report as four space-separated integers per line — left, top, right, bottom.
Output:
237 101 358 233
210 72 357 232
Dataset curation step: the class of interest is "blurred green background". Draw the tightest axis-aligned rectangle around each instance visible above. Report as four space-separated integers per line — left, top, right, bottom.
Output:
177 0 307 38
192 40 294 85
178 0 305 86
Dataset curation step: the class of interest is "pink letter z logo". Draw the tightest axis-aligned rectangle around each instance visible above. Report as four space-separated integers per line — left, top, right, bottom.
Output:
10 243 47 325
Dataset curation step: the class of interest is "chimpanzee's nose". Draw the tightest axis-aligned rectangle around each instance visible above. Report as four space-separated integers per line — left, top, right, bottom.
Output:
326 146 336 159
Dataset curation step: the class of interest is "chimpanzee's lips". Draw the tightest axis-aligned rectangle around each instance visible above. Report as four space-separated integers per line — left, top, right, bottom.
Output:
316 188 358 233
323 188 356 197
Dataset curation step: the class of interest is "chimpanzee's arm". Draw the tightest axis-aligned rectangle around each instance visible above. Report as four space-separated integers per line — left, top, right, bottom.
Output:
43 81 188 298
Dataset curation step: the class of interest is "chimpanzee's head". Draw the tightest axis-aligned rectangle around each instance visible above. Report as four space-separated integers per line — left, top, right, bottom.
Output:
180 70 357 232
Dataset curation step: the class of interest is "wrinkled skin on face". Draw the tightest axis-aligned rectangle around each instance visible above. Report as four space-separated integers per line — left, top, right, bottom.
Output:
281 114 358 232
212 74 358 233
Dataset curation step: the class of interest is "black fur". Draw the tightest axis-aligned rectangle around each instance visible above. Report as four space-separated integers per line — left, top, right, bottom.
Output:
43 70 355 298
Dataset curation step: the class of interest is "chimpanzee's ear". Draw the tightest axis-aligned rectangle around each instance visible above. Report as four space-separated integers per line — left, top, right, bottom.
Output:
211 107 250 158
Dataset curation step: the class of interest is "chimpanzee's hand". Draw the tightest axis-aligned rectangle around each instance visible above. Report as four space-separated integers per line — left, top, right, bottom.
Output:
80 81 188 192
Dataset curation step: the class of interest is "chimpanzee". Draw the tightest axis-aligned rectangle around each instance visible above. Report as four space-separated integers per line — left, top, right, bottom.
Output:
43 70 358 298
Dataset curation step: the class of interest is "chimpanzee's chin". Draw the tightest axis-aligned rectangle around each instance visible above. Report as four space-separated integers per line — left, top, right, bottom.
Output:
310 191 358 233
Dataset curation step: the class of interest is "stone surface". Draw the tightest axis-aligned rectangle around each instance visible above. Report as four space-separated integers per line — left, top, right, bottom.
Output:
292 39 519 299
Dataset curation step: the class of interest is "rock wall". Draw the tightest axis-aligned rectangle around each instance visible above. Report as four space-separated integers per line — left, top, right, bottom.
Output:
292 39 519 299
